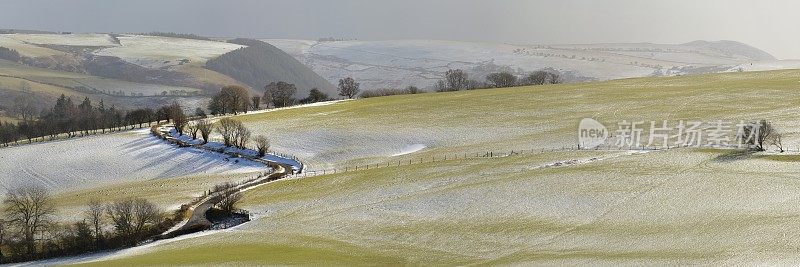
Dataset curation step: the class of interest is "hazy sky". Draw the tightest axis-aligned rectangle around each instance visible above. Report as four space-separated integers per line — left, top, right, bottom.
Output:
1 0 798 59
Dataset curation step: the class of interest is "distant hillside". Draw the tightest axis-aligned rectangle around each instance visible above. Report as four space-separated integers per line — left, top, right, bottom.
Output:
266 39 783 90
206 38 335 98
683 40 776 61
0 33 339 118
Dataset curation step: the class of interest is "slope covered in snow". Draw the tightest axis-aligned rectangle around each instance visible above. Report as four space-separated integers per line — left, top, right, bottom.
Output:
0 129 264 195
265 39 784 90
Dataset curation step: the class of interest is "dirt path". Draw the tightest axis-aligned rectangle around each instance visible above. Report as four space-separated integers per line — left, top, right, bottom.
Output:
160 163 288 238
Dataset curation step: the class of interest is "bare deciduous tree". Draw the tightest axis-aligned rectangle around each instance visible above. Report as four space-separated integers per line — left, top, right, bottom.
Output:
209 85 250 115
264 82 297 108
445 69 468 91
197 119 214 144
523 70 563 85
251 96 261 110
186 121 199 140
106 198 161 246
486 72 518 88
214 183 243 213
232 123 251 149
253 135 270 157
338 77 360 99
741 120 776 151
4 185 55 256
107 200 133 241
755 120 774 151
771 132 785 153
131 199 161 241
169 102 188 136
13 82 37 122
86 200 104 250
216 118 241 147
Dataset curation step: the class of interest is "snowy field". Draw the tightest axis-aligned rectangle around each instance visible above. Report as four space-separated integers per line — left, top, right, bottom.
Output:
0 129 264 196
0 35 64 57
17 69 800 266
69 148 800 265
94 35 244 68
264 39 783 90
234 69 800 171
3 33 119 47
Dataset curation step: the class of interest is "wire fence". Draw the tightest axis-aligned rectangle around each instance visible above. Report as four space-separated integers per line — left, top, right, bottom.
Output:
286 142 795 179
285 145 661 178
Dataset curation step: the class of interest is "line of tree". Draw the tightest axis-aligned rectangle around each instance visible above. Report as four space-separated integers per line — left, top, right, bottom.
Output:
359 86 423 98
0 94 190 147
0 46 21 62
435 69 563 92
0 185 173 263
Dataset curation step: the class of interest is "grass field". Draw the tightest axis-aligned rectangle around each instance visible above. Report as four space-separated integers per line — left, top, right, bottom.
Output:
0 35 65 57
235 69 800 170
0 59 203 96
76 147 800 265
46 69 800 265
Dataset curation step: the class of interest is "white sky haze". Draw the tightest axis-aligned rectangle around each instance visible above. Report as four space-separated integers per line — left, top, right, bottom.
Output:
0 0 797 59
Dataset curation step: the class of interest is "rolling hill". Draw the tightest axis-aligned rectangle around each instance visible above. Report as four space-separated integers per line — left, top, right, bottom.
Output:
40 69 800 266
264 39 790 90
0 33 332 117
206 38 335 97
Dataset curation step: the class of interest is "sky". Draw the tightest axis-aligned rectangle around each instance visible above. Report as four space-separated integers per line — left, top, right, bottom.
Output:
0 0 798 59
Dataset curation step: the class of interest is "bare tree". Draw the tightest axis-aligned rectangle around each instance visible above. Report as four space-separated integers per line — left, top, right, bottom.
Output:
13 81 37 122
771 132 785 153
524 70 563 85
756 120 774 151
197 119 214 144
209 85 250 115
338 77 360 99
445 69 468 91
264 82 297 108
131 199 161 241
741 120 776 151
4 185 55 256
217 192 242 213
86 200 104 250
253 135 270 157
232 123 251 149
186 121 200 140
251 95 261 110
107 198 161 246
169 102 188 136
435 80 447 92
216 118 239 147
486 72 517 88
301 88 329 104
107 200 133 242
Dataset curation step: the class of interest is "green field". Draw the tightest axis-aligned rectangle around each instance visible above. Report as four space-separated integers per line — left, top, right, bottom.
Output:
78 148 800 266
68 69 800 266
234 69 800 170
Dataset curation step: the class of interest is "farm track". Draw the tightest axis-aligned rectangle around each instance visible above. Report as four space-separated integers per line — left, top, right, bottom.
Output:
151 125 296 239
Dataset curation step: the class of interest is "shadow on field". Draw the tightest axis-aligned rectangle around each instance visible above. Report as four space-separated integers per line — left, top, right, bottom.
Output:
712 149 757 162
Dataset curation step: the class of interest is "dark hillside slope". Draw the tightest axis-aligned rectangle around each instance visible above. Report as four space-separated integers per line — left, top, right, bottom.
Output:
206 39 334 98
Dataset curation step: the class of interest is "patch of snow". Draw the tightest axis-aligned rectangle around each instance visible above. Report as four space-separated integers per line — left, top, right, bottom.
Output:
392 144 426 156
94 35 244 69
0 130 263 195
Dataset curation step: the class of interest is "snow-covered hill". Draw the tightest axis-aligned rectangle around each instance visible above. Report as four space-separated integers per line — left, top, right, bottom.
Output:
264 39 789 90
